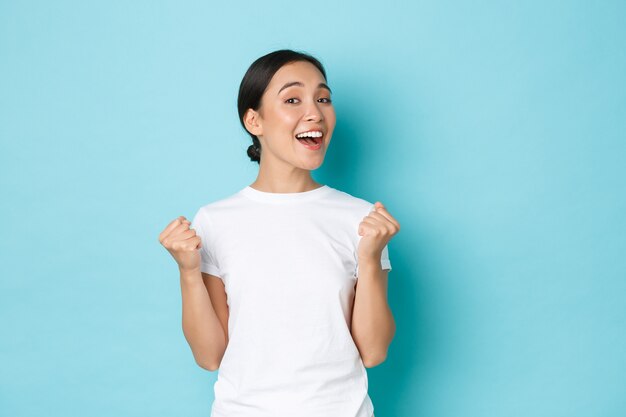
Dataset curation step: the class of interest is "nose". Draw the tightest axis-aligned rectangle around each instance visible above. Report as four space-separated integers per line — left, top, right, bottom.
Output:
304 100 323 122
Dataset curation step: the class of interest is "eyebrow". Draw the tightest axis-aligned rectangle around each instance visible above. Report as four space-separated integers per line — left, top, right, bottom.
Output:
277 81 332 95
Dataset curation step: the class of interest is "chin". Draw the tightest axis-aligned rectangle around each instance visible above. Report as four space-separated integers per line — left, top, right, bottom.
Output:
298 156 325 170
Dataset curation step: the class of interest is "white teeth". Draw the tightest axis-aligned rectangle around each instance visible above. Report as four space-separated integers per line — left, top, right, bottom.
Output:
296 131 323 138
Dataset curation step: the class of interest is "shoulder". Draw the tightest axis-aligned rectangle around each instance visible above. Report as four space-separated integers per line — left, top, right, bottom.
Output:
192 188 247 229
195 188 247 216
325 186 376 215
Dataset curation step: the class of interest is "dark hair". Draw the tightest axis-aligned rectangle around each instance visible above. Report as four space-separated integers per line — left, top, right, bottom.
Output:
237 49 328 164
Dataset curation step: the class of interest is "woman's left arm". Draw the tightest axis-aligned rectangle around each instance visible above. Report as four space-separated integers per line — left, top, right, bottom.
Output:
351 202 400 368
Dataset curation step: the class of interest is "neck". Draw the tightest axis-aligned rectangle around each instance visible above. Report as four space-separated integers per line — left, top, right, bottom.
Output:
250 158 322 193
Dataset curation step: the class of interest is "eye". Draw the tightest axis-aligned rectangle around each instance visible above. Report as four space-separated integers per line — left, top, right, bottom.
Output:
285 97 332 104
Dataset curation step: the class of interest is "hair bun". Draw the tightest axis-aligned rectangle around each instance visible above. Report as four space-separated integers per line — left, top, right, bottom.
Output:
247 144 260 162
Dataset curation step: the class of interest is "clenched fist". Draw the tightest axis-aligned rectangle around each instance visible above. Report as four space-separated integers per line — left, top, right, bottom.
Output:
357 201 400 263
158 216 202 272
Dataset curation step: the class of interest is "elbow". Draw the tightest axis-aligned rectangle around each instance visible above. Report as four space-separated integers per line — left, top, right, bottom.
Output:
203 363 220 372
362 352 388 368
361 333 395 368
196 357 220 371
187 336 228 372
194 349 225 371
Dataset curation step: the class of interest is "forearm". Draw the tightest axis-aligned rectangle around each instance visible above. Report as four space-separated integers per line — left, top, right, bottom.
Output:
179 267 226 370
350 258 396 367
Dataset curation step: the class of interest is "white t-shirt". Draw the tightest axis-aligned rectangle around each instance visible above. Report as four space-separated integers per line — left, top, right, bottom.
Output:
191 184 391 417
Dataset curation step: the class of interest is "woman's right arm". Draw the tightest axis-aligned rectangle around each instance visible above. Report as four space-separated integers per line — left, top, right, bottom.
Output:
159 216 226 371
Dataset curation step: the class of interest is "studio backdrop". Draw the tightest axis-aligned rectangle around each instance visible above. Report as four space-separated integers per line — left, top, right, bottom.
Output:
1 1 624 416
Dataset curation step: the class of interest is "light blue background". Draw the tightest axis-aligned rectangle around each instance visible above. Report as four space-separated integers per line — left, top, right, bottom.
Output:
1 1 624 416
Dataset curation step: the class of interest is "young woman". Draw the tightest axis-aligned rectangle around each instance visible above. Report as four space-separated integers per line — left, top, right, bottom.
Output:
159 49 400 417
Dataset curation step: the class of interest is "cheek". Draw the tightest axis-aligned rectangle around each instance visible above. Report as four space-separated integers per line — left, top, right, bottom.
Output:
325 104 336 117
273 107 301 123
325 108 337 127
286 113 303 127
263 104 298 125
271 117 300 140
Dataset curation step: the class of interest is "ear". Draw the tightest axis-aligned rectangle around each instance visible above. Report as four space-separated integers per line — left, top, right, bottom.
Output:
244 108 263 136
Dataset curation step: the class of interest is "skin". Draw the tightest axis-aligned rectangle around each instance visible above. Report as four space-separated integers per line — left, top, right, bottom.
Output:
352 201 400 366
159 59 400 370
243 60 337 193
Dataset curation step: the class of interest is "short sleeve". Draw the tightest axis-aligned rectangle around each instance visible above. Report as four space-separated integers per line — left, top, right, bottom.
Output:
191 208 222 279
380 243 392 271
355 243 392 277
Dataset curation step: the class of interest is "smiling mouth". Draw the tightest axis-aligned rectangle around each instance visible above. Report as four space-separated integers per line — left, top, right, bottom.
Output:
295 134 323 149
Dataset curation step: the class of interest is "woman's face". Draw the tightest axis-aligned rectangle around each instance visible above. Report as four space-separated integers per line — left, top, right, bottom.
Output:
245 60 336 170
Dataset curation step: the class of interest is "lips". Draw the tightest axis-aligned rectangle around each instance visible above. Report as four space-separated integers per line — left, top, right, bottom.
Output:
294 127 324 151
